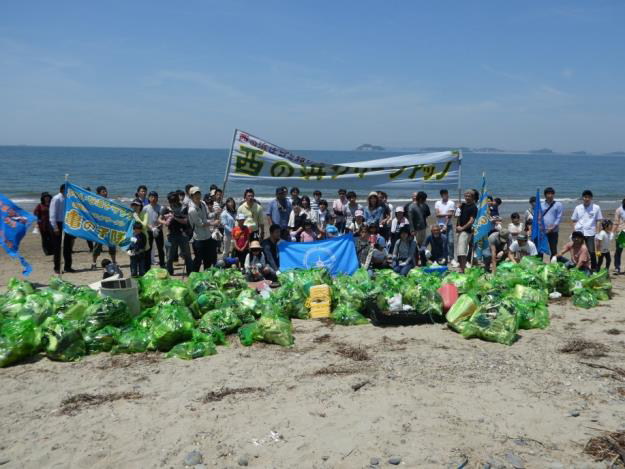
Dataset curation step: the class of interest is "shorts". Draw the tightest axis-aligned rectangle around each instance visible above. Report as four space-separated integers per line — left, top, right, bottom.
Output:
415 228 427 245
457 231 471 256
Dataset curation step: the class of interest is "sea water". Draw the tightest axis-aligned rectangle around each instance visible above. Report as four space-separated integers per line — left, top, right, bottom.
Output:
1 145 624 216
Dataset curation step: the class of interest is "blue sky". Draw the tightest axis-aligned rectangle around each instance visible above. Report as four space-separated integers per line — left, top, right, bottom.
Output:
1 0 624 152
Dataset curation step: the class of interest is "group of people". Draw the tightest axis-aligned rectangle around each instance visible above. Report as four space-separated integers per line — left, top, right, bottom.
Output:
32 182 625 282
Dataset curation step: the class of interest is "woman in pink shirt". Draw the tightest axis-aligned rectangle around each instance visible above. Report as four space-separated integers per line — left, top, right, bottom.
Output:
300 220 316 243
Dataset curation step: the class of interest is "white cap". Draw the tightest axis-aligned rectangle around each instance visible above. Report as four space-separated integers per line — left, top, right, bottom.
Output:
236 213 246 221
189 186 201 196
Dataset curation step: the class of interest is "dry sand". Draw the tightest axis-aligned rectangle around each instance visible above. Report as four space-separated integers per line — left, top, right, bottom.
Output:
1 229 625 469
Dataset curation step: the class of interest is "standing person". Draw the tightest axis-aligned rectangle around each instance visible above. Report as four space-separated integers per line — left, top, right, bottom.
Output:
131 199 148 235
143 191 165 269
392 225 417 276
377 191 393 241
310 190 322 220
508 212 524 242
541 187 564 257
435 189 456 262
364 192 384 226
135 185 149 206
262 224 281 280
220 197 237 259
49 184 75 273
614 198 625 274
571 189 603 271
34 192 54 255
211 188 224 210
407 192 427 246
288 202 307 241
300 195 312 219
524 196 536 231
128 222 147 277
456 190 477 273
182 184 194 208
265 186 292 240
237 188 264 240
92 186 117 269
312 199 330 231
188 187 217 271
290 187 301 207
232 213 250 267
595 220 613 271
164 191 193 276
333 189 348 233
344 191 362 230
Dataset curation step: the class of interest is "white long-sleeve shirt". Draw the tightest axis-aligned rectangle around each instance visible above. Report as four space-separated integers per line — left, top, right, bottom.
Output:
49 193 65 229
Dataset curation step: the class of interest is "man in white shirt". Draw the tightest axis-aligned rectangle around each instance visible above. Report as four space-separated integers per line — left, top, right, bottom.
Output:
49 184 75 274
571 189 603 271
434 189 456 262
508 233 538 262
188 186 218 271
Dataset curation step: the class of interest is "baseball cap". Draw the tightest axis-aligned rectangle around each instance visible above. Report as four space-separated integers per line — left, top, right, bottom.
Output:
236 213 246 221
517 233 528 241
354 209 364 217
148 191 158 198
395 207 404 213
498 228 509 240
189 186 201 196
368 191 378 198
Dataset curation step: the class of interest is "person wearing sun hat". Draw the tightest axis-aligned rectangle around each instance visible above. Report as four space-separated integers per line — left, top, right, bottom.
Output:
364 191 384 226
244 239 270 281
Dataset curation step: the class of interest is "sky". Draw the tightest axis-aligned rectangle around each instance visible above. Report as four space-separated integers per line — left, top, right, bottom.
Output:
1 0 624 153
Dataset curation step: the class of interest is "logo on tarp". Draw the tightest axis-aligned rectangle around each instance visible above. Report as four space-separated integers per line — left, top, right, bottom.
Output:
303 247 337 270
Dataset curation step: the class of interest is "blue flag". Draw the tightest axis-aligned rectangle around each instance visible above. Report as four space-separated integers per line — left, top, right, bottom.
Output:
472 175 493 258
0 193 37 275
278 233 359 276
531 188 551 256
63 183 134 248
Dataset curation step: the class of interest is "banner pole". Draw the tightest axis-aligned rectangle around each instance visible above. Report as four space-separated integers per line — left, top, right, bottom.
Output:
59 173 69 279
222 129 238 197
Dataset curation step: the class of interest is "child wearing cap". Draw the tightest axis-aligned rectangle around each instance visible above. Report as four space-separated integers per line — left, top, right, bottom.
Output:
347 209 366 236
232 213 250 267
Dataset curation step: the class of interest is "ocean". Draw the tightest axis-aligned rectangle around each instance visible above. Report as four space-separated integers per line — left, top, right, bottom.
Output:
1 145 624 216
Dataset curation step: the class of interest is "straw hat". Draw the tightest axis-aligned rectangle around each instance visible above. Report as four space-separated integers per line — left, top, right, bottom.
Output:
250 240 262 250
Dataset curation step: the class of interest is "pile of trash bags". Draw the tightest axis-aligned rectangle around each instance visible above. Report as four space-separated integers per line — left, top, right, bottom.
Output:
0 259 613 367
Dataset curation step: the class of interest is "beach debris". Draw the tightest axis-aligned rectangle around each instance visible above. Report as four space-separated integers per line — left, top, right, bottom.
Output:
370 457 380 465
200 386 264 403
388 456 402 465
60 391 142 415
183 450 203 466
584 430 625 464
606 328 622 335
504 452 525 468
237 455 249 466
351 379 371 391
335 343 370 361
569 409 581 417
251 430 283 447
580 361 625 379
559 339 608 358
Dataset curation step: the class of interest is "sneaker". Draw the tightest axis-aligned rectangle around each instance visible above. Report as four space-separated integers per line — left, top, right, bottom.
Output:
450 259 460 268
91 263 97 271
64 268 76 273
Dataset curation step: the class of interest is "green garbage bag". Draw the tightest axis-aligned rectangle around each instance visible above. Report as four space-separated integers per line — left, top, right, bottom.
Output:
235 289 260 322
111 326 151 354
446 294 478 325
198 306 242 335
512 284 548 305
453 308 520 346
82 296 132 330
513 299 550 330
582 269 612 300
0 318 42 367
238 321 262 346
5 278 35 301
256 311 294 346
573 289 599 309
402 286 444 317
84 325 120 353
148 303 195 351
4 293 54 325
166 331 217 359
331 303 369 326
538 263 571 295
42 317 86 362
195 318 227 345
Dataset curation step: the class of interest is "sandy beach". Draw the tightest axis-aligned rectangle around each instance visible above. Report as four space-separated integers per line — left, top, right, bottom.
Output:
1 224 625 469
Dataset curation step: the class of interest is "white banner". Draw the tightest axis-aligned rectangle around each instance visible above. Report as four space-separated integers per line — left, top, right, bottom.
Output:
224 129 461 191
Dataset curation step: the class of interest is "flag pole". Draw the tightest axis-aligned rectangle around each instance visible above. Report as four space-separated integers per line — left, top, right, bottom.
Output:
59 173 69 279
221 129 238 197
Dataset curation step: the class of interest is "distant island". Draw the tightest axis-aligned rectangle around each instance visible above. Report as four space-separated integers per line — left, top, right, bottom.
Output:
607 151 625 155
571 151 587 155
356 144 385 151
529 148 554 154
